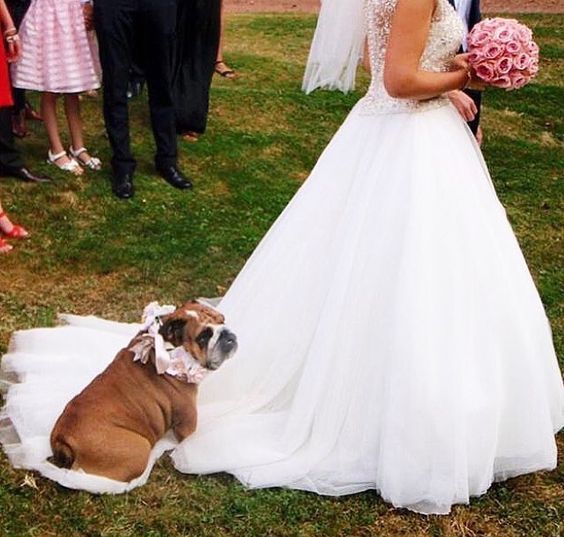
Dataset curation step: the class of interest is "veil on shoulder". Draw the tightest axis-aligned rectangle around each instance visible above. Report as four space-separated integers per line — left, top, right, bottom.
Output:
302 0 367 94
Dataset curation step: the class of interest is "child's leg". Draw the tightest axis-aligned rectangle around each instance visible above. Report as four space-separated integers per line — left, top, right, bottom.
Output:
41 92 65 155
65 94 84 151
65 94 101 169
41 92 83 174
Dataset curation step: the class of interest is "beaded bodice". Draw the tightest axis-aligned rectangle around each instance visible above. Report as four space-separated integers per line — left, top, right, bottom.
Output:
359 0 464 115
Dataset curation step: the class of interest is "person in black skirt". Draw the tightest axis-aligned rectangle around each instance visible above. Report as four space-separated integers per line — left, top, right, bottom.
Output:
172 0 221 142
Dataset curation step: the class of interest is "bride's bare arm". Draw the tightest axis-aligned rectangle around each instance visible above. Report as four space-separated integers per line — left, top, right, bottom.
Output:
384 0 469 99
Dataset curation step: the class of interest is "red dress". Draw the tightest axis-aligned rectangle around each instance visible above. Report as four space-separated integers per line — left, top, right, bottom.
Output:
0 37 14 108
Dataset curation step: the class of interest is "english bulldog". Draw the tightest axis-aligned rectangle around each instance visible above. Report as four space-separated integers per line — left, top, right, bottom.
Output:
49 301 237 483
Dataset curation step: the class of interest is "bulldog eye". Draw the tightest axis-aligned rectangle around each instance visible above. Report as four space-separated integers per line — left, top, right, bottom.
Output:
196 327 213 348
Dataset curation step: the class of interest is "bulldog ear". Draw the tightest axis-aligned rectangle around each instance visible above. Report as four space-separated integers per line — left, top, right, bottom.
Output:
159 318 187 346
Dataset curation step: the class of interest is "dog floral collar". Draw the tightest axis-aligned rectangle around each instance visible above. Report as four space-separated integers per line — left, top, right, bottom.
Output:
130 302 209 384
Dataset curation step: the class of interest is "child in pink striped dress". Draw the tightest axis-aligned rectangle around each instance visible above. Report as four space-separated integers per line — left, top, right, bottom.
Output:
11 0 101 175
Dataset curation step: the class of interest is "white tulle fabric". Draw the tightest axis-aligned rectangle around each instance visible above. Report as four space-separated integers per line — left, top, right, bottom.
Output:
1 0 563 514
0 316 178 493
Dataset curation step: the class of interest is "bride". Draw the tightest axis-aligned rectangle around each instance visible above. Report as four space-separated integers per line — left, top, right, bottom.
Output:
2 0 563 515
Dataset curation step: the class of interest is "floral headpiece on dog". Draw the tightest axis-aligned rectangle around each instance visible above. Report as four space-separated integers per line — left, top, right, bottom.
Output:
130 302 208 384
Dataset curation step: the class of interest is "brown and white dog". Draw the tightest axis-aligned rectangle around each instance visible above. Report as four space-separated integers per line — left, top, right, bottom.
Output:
49 301 237 483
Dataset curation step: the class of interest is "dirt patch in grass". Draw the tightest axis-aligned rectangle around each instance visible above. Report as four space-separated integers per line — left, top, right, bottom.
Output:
225 0 564 13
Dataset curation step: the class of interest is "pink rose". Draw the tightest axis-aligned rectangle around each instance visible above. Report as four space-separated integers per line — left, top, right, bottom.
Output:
528 61 539 76
528 42 540 56
514 52 531 70
509 72 529 89
518 26 533 41
505 40 522 54
484 42 504 59
494 26 513 43
468 30 490 47
468 51 484 65
494 75 513 89
495 56 513 74
476 62 496 83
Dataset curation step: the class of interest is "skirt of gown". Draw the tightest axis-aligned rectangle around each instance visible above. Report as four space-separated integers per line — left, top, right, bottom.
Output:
1 101 563 514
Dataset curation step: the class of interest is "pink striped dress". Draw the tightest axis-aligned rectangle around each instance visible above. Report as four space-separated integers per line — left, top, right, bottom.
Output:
11 0 101 93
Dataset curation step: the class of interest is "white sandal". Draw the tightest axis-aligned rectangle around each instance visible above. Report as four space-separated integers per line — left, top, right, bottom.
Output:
47 150 83 176
70 146 102 171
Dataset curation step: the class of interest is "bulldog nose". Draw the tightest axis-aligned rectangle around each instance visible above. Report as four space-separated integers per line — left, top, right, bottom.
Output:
219 330 238 353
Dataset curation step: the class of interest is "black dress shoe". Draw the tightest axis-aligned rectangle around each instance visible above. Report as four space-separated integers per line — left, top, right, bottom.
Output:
1 166 51 183
111 174 135 199
157 165 193 190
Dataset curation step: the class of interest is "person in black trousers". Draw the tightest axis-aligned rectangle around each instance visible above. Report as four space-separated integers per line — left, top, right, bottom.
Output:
172 0 221 141
92 0 192 199
0 105 51 182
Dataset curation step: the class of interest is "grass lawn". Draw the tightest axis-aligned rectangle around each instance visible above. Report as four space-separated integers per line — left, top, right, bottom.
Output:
1 12 563 537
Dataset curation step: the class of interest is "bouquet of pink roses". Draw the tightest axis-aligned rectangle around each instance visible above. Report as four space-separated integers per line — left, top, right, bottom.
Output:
467 18 540 90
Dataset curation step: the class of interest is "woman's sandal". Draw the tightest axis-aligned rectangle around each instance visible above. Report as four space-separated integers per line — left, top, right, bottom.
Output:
47 150 83 176
24 101 42 121
215 60 237 79
70 147 102 171
181 131 200 143
0 211 29 240
0 237 13 254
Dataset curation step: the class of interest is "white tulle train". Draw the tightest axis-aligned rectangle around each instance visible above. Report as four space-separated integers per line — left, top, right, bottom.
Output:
1 103 563 513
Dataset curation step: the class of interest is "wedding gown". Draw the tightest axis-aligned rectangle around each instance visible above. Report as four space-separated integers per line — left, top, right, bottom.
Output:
1 0 563 514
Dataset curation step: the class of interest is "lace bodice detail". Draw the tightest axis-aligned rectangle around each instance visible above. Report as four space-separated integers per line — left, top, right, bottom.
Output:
360 0 464 115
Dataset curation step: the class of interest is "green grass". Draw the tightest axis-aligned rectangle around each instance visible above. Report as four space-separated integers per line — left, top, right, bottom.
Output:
1 12 563 537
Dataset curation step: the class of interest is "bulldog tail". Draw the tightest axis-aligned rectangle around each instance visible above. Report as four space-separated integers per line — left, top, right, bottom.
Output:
49 437 75 469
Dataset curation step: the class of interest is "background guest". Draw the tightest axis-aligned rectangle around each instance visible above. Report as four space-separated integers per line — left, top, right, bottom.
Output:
0 0 30 254
447 0 483 144
0 0 47 182
94 0 192 199
214 1 237 79
11 0 102 176
5 0 41 139
173 0 221 142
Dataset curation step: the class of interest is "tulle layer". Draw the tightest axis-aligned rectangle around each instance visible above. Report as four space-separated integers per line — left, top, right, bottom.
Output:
1 103 563 513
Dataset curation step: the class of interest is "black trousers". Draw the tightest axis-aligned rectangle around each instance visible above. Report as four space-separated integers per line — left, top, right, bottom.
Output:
464 88 482 136
94 0 178 175
6 0 31 113
0 108 24 170
172 0 221 135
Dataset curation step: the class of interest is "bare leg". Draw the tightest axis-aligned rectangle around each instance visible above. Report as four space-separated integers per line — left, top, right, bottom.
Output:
65 94 85 152
42 93 83 174
65 94 101 169
41 92 65 155
215 1 236 79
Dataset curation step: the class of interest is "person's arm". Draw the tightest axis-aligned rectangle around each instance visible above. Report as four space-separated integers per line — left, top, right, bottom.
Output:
81 0 94 31
384 0 471 100
0 0 21 62
447 89 477 121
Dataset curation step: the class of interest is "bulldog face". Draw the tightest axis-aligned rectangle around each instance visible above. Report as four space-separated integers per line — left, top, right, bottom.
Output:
159 301 238 370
